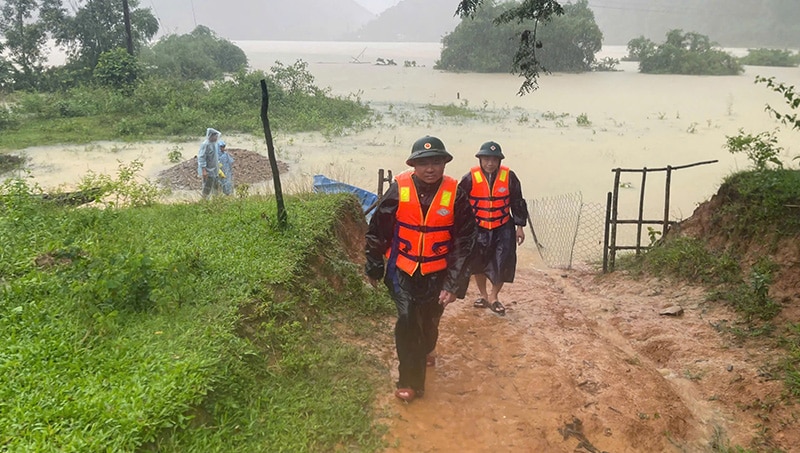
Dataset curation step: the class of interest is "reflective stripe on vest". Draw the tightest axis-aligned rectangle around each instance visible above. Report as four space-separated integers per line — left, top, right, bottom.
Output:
469 165 511 229
386 172 457 276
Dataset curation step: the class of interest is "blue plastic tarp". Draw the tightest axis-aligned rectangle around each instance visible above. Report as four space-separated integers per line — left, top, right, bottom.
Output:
313 174 379 223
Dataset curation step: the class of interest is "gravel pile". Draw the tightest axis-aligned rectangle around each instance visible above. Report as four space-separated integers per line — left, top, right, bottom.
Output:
157 148 289 190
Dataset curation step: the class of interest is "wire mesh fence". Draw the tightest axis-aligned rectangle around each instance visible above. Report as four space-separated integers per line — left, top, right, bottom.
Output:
528 192 606 270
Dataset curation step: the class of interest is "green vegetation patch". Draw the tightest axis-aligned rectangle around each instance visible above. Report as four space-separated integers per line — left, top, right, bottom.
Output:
739 48 800 67
632 30 743 75
0 154 23 174
0 180 392 452
717 170 800 239
619 236 741 285
426 102 478 118
2 62 372 150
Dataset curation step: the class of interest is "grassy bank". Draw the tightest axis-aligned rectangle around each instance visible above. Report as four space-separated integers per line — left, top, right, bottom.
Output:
618 169 800 397
0 67 372 151
0 180 393 452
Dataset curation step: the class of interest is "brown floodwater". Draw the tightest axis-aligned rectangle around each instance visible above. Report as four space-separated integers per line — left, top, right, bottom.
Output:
17 41 800 231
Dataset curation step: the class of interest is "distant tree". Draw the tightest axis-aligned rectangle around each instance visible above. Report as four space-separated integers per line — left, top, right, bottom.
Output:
439 0 600 78
139 26 248 81
624 36 656 62
739 49 800 67
455 0 564 94
0 0 50 90
639 30 743 75
535 0 601 72
437 2 518 73
46 0 158 71
0 54 13 91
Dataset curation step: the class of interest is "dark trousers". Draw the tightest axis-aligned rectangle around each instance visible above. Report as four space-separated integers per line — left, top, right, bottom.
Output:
386 269 445 393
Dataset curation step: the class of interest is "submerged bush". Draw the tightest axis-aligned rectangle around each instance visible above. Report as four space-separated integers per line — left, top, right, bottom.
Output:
637 30 743 75
739 48 800 67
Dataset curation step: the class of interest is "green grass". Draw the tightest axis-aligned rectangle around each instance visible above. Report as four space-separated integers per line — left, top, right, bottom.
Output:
425 102 477 119
0 181 393 452
1 70 373 151
717 170 800 239
617 236 741 285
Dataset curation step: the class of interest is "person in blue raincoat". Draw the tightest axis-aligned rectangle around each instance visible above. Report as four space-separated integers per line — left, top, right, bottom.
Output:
198 128 221 199
217 140 234 195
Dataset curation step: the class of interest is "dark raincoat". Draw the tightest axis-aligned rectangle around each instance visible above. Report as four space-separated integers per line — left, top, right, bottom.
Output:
365 174 476 394
459 167 528 284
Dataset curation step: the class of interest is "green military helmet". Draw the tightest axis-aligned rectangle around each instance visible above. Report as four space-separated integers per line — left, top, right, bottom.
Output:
475 141 505 159
406 135 453 166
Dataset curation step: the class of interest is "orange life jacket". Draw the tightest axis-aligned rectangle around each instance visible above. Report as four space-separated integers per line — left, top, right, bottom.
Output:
386 172 457 275
469 165 511 229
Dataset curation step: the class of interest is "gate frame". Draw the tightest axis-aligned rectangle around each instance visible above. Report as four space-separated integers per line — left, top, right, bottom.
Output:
603 160 717 273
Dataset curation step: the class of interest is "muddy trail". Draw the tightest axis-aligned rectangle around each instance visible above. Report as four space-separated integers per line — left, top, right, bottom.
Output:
371 260 798 452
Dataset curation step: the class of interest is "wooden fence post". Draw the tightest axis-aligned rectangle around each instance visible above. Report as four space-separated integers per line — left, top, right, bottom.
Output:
260 80 287 228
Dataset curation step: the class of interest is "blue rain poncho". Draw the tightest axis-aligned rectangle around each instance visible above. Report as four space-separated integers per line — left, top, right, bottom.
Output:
198 128 221 177
218 141 234 195
198 128 221 198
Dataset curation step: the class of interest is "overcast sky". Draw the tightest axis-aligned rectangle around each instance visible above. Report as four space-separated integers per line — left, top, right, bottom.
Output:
354 0 401 14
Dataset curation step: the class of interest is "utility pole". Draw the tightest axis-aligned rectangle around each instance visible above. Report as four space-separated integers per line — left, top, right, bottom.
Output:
122 0 133 55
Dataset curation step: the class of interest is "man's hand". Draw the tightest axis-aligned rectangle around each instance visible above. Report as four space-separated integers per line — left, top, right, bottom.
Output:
516 226 526 245
202 168 208 179
439 290 456 307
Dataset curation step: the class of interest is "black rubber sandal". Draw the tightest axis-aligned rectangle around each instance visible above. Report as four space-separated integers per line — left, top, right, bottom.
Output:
474 298 489 308
490 301 506 316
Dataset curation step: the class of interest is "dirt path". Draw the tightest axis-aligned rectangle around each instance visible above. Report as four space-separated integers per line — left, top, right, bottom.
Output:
373 255 798 452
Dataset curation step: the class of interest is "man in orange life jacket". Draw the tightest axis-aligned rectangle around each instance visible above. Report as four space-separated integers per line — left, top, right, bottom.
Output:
459 141 528 316
365 136 476 403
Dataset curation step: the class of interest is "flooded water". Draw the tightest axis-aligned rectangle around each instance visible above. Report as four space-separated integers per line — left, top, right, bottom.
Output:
235 41 798 212
18 40 800 253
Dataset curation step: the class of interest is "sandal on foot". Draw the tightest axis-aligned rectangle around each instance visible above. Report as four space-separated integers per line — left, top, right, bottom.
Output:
394 388 416 402
426 354 436 367
490 301 506 316
474 298 489 308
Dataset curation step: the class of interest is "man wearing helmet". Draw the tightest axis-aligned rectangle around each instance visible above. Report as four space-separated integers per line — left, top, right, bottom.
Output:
365 136 476 403
459 141 529 316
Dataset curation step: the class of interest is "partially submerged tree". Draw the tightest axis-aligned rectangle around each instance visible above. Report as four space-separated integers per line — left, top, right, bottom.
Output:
440 0 599 87
455 0 565 94
739 49 800 68
637 30 743 75
624 36 656 62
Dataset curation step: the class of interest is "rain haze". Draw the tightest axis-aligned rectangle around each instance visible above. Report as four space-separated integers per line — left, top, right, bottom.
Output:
7 1 800 451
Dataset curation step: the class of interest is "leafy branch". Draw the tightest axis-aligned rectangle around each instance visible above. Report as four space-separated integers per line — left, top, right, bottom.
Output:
756 76 800 130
